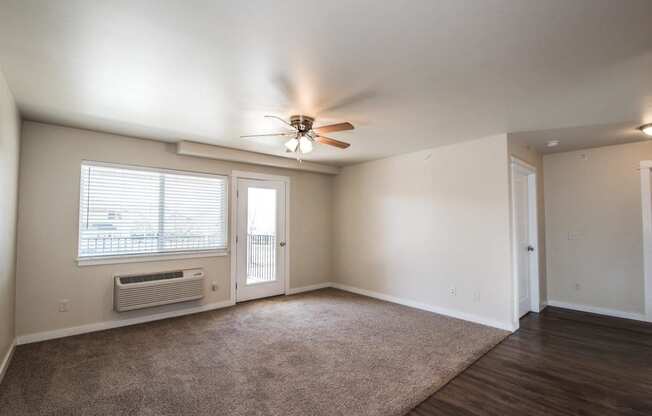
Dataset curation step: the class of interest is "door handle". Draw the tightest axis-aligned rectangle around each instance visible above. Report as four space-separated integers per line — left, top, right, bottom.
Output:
527 245 535 252
279 241 286 247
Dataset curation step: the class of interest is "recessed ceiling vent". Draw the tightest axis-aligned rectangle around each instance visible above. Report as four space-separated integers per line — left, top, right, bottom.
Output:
114 269 205 312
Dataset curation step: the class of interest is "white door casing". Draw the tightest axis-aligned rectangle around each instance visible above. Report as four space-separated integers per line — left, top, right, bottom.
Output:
640 161 652 320
511 158 540 322
514 166 531 317
232 173 289 302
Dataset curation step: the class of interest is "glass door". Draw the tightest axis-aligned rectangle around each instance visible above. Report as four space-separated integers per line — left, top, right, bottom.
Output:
235 178 286 302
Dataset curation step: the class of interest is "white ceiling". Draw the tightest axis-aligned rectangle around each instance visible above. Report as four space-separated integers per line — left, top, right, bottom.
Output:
510 121 651 154
1 0 651 166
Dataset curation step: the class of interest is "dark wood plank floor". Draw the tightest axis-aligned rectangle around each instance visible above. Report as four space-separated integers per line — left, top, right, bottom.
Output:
408 306 652 416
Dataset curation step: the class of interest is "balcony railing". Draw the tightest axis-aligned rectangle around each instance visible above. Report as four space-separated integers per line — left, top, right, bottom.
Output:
79 234 219 256
80 233 277 284
247 234 276 284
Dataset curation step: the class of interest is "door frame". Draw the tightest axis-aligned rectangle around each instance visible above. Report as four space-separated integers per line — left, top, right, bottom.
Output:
229 170 291 303
510 157 540 326
639 160 652 320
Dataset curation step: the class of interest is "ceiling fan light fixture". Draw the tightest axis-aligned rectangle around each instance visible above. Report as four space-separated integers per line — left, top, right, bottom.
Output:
244 115 353 159
299 135 313 153
284 137 299 152
639 123 652 137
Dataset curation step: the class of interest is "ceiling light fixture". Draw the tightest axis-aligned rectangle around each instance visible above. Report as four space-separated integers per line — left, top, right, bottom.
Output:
299 135 313 153
547 139 560 147
284 133 314 161
241 115 353 163
284 137 299 152
639 124 652 137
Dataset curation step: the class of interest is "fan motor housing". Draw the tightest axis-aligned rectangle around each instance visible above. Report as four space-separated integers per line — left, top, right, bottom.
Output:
290 115 314 132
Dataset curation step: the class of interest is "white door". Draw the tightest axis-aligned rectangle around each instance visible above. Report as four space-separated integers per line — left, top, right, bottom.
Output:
512 163 535 317
235 178 287 302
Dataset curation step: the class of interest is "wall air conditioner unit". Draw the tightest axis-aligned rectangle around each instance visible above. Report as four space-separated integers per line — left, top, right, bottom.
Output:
114 269 205 312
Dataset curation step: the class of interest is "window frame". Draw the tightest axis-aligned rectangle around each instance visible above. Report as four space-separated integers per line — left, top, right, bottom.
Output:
76 160 229 266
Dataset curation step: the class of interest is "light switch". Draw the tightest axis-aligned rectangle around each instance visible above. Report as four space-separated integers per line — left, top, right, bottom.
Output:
568 231 582 240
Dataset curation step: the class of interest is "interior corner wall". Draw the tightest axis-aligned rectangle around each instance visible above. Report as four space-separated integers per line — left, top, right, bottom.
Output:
507 136 547 305
0 70 21 365
14 122 334 339
544 141 652 315
332 134 515 330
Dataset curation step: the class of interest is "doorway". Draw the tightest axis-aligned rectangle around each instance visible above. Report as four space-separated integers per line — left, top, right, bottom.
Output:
511 158 540 319
232 172 289 302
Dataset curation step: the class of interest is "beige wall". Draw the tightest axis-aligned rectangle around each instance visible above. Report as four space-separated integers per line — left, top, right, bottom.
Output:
333 134 516 330
507 137 547 303
15 122 333 337
544 141 652 314
0 72 20 362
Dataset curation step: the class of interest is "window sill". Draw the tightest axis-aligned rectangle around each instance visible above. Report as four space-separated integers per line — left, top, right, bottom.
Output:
76 250 229 266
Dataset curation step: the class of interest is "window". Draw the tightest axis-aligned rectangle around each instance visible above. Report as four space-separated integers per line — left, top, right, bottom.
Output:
78 161 227 261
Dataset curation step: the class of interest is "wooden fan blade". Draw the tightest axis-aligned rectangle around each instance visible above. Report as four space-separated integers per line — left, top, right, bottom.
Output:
316 135 351 149
313 122 354 134
240 132 296 139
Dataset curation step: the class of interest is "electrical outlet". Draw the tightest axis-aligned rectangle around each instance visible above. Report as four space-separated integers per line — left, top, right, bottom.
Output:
211 282 218 292
575 283 581 291
473 290 480 302
568 231 582 240
449 286 456 296
59 299 69 312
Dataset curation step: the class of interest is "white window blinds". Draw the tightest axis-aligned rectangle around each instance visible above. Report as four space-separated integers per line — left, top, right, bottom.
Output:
78 162 227 258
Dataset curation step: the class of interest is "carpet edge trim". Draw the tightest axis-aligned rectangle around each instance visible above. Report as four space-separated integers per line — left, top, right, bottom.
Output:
396 330 508 416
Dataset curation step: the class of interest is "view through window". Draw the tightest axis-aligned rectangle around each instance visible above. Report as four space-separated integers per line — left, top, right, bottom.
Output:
78 162 227 258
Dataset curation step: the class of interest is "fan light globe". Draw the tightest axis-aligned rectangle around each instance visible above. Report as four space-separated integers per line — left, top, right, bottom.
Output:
284 137 299 152
299 136 313 153
640 124 652 137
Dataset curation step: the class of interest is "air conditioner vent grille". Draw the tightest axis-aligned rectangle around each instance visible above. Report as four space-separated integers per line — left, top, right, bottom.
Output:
114 269 204 312
119 271 184 285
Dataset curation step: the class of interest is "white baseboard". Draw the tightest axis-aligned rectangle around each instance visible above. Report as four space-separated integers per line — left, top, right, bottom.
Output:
331 283 516 332
16 299 235 345
547 300 649 322
286 282 334 295
16 281 521 345
16 282 336 346
0 339 16 385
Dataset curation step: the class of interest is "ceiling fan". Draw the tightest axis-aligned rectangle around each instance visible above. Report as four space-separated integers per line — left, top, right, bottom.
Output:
240 115 354 160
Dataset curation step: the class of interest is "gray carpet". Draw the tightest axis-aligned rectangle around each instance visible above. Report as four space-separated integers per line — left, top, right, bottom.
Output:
0 288 507 416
